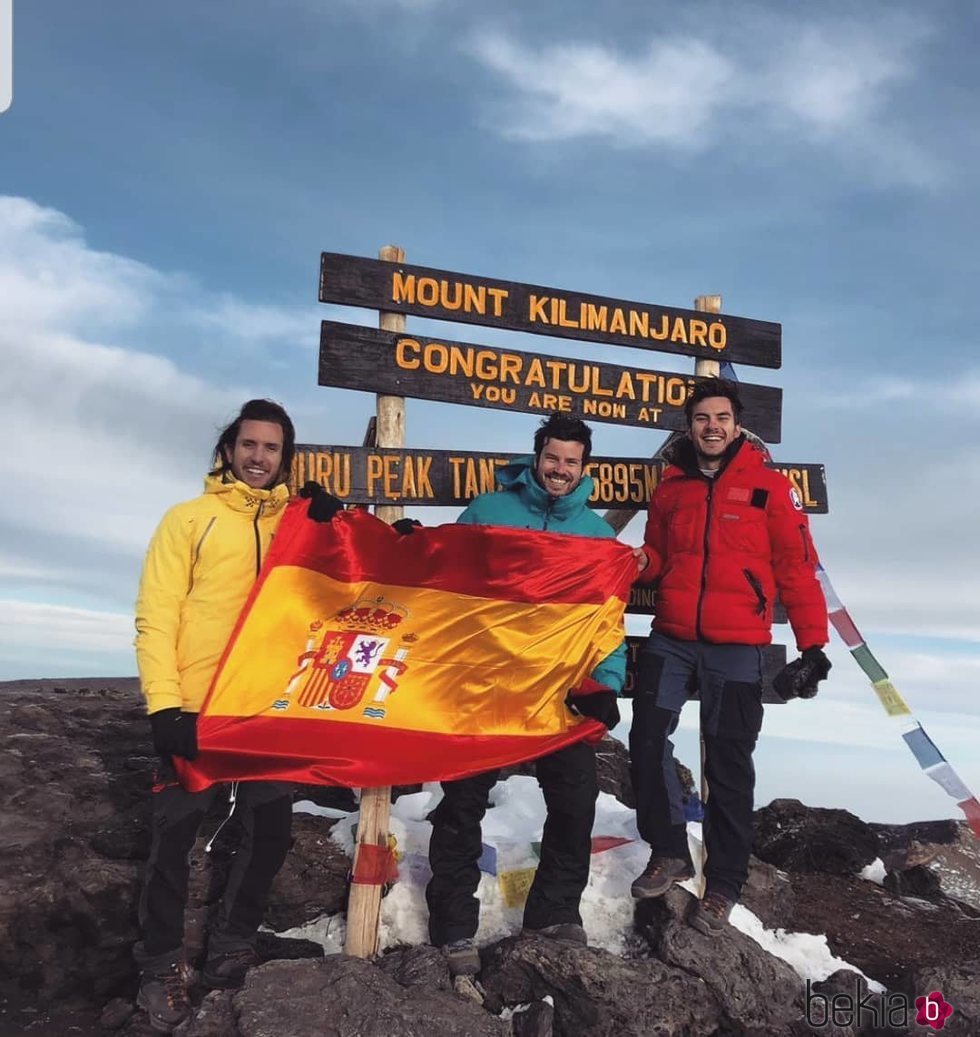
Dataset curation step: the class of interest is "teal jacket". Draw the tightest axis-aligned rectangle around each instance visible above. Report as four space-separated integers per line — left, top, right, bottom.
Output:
458 456 627 692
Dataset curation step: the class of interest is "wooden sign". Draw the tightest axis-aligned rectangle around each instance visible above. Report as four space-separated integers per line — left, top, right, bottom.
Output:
320 252 781 369
623 636 788 704
319 322 783 442
291 444 827 513
627 583 789 624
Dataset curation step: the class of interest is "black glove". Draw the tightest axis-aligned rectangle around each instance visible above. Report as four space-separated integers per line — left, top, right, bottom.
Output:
772 646 832 701
299 480 343 523
391 518 421 535
566 688 621 729
149 708 199 760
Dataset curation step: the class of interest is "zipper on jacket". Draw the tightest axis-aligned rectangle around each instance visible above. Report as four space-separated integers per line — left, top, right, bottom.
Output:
798 524 810 563
542 496 555 531
695 480 715 640
253 502 265 575
743 568 767 617
193 518 217 567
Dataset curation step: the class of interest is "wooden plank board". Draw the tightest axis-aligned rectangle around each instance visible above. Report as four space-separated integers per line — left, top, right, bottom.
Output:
318 322 783 442
320 252 781 369
290 444 827 513
627 583 789 624
622 636 788 704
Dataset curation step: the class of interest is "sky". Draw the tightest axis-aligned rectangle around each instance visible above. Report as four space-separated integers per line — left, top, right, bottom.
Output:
294 783 886 993
2 0 978 824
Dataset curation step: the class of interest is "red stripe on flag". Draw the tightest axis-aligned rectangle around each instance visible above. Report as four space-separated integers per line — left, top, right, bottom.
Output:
178 715 604 792
268 503 636 607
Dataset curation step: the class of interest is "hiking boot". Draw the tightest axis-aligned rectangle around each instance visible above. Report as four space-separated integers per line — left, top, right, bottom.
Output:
137 961 192 1033
689 891 734 937
630 855 694 899
521 922 588 945
442 938 481 976
202 946 261 989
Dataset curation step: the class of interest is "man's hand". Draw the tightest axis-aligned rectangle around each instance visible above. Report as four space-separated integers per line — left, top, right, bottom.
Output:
632 546 649 575
149 708 199 760
391 518 421 535
772 646 831 701
566 684 621 729
299 481 344 523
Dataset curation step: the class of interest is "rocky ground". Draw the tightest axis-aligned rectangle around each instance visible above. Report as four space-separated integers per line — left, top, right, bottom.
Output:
2 678 979 1036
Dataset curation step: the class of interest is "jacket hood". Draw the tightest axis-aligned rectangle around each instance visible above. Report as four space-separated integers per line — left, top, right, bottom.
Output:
203 473 290 514
496 455 596 519
663 433 764 480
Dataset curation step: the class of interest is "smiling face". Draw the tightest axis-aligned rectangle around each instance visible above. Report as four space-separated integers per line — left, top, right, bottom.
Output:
534 436 586 497
224 419 285 489
688 396 741 470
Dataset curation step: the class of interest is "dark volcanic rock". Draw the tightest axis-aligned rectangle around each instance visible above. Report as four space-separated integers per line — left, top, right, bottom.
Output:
225 955 508 1037
754 798 880 875
898 959 980 1037
635 887 805 1035
783 871 980 990
479 930 723 1036
0 679 350 1016
739 855 795 930
882 863 943 899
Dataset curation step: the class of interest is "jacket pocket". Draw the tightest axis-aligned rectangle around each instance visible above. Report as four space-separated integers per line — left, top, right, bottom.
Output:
798 523 814 563
743 568 767 617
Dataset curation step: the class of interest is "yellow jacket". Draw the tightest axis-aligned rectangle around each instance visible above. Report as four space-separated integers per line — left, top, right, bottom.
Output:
135 474 290 714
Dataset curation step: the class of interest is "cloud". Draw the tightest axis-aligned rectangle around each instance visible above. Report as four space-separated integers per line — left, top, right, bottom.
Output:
0 601 132 655
467 11 937 183
0 195 320 641
470 34 735 147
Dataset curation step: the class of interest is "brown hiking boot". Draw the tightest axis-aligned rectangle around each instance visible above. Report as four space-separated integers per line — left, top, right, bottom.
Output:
689 891 734 937
520 922 588 945
137 961 192 1033
442 938 481 977
630 855 694 899
202 946 261 989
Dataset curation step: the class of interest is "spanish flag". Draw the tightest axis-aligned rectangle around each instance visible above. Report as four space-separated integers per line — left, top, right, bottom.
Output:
179 502 634 792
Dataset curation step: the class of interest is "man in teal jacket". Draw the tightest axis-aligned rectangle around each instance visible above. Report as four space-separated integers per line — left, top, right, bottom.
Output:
426 413 630 975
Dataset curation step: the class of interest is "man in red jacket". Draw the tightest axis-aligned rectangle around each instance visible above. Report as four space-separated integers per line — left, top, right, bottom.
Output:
630 378 830 935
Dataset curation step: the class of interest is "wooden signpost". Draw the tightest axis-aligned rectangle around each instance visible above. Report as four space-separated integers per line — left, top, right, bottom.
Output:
319 322 784 442
320 252 782 369
315 248 822 959
290 443 827 512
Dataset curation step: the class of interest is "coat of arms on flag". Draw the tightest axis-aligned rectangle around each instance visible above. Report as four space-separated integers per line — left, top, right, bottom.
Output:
276 598 412 718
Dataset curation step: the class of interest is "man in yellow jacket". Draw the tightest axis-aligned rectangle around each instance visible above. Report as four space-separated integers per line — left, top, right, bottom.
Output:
133 399 295 1033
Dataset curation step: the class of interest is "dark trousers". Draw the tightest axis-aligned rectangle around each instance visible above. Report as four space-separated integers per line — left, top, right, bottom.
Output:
134 760 293 974
630 630 763 902
426 740 598 946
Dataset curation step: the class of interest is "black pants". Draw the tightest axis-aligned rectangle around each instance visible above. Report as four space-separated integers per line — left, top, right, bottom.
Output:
629 631 764 902
426 740 598 945
134 760 293 974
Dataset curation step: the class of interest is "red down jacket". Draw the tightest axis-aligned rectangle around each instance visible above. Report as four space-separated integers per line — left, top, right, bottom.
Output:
637 436 827 650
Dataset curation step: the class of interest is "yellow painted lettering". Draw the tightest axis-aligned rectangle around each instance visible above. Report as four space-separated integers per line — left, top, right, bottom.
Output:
463 283 487 314
669 317 688 344
487 287 509 317
366 454 384 496
629 310 649 338
396 338 421 369
392 272 415 304
528 294 549 323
